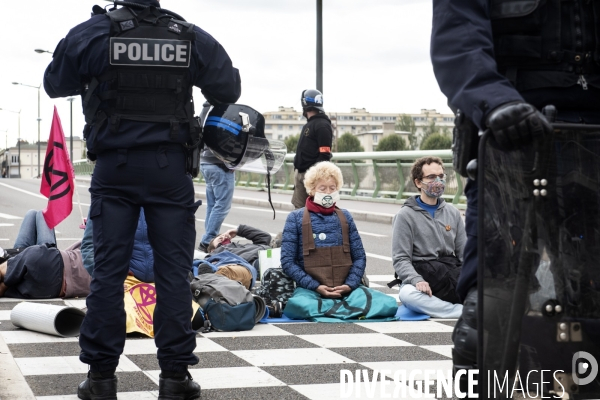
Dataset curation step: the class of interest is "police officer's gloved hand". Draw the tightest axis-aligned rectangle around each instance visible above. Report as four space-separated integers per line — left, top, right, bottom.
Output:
485 102 553 150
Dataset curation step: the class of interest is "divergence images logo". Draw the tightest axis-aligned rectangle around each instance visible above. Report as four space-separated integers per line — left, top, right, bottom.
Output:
572 352 598 386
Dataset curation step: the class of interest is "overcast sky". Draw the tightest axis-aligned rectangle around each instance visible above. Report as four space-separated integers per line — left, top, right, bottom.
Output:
0 0 450 148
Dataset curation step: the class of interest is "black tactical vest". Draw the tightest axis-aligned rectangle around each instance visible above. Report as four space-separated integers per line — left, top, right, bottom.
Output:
83 5 198 145
491 0 600 91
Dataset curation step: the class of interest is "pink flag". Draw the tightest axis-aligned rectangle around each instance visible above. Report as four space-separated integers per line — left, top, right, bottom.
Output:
41 106 74 229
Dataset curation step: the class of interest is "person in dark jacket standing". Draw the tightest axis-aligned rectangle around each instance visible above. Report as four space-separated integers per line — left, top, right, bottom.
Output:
291 89 333 209
43 1 241 398
431 0 600 395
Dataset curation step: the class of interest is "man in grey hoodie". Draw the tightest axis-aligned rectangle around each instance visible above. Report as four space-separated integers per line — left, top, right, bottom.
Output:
391 156 466 318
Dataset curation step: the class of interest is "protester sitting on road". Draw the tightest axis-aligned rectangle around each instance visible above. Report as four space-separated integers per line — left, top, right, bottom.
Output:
82 208 154 282
390 156 466 318
280 161 397 320
207 225 280 265
0 209 90 299
193 250 258 290
282 162 363 297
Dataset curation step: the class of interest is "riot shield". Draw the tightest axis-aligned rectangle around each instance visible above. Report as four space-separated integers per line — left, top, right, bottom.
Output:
478 124 600 399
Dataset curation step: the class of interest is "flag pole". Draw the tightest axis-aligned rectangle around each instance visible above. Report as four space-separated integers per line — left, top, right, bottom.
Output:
74 182 86 228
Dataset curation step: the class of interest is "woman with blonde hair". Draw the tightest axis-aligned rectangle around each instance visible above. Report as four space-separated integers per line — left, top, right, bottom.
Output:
280 161 397 320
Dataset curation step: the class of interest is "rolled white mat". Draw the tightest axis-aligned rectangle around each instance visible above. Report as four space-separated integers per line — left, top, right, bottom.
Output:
252 295 267 324
11 302 86 337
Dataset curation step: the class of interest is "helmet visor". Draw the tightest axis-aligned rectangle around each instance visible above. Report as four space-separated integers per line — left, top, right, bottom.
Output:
232 138 287 174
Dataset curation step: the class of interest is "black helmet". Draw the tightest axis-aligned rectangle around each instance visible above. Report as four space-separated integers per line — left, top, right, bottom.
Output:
202 103 286 173
301 89 325 113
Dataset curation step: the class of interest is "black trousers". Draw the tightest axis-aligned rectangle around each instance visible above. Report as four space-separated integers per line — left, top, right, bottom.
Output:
79 145 200 373
456 179 478 302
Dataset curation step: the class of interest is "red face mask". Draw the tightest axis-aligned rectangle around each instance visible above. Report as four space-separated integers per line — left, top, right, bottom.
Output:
220 238 231 246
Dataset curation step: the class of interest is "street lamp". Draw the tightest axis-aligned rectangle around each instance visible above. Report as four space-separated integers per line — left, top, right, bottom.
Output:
67 97 75 161
0 108 21 178
12 82 41 178
316 0 323 93
34 49 53 55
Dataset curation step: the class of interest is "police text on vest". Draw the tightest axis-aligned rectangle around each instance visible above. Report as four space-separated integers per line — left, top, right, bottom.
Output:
110 38 191 67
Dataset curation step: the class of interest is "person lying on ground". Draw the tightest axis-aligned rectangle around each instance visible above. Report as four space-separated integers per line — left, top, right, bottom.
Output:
82 207 154 282
390 156 466 318
193 250 258 290
206 225 281 265
0 209 90 299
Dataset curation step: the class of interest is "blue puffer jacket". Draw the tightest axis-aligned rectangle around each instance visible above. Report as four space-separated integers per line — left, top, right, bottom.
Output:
129 208 154 283
82 208 154 282
281 207 366 290
192 250 258 289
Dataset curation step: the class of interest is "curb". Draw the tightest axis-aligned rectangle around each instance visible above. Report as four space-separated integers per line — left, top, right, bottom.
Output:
0 331 36 400
193 191 395 224
76 177 395 224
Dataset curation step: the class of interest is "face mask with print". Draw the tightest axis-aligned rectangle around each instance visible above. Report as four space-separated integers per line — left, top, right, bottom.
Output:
421 177 446 198
313 191 340 208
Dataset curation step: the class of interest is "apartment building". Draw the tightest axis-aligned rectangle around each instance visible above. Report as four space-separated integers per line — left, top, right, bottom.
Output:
355 122 412 152
263 107 454 143
1 138 84 179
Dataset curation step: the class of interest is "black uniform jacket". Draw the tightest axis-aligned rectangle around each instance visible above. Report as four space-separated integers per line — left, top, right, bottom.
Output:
294 114 333 173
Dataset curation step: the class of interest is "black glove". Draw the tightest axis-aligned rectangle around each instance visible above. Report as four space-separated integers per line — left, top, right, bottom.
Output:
485 102 552 150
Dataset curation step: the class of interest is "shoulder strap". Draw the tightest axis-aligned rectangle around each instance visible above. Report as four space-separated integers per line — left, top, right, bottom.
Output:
302 208 315 256
334 208 350 253
106 6 137 34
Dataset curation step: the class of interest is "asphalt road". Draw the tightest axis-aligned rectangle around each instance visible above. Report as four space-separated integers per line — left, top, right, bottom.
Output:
0 178 395 277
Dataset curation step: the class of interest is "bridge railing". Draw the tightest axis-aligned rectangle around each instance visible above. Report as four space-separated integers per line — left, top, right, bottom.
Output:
73 149 466 208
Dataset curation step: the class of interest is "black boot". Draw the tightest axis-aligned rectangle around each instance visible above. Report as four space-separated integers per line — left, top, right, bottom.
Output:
77 372 117 400
158 371 201 400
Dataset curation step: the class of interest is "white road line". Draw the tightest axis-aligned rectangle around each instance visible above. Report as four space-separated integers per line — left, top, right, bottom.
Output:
0 223 14 227
0 213 22 220
0 239 9 241
0 182 47 199
366 252 393 262
56 238 83 241
0 182 90 207
358 231 387 238
195 219 238 229
195 219 277 237
234 206 290 215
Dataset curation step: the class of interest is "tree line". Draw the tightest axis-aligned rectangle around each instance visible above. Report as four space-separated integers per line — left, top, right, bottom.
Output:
284 113 452 153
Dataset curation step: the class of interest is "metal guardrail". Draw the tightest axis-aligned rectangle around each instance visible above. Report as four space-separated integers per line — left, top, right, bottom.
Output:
72 159 94 176
72 149 467 209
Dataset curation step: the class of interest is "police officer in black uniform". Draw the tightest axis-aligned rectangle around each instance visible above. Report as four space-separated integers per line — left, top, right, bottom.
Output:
431 0 600 393
44 1 240 398
291 89 334 209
